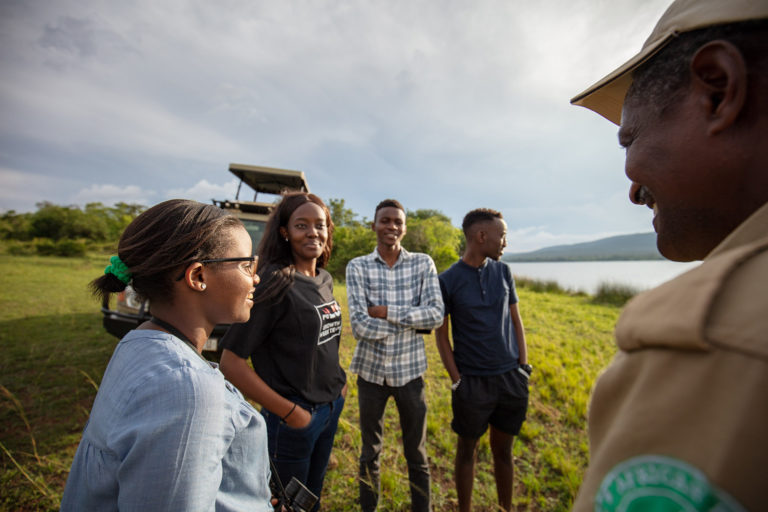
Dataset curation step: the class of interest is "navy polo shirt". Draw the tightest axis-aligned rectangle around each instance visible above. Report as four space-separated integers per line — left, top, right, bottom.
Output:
438 258 519 376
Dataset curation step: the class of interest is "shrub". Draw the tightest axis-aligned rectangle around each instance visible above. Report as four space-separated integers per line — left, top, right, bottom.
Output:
55 239 87 257
592 282 638 306
88 241 119 254
2 240 36 255
34 238 87 257
514 276 568 294
35 239 57 256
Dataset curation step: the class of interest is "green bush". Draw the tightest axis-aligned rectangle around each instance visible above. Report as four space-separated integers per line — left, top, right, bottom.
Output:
2 240 36 256
34 238 87 257
401 215 462 273
515 276 570 294
89 241 118 254
55 239 87 257
35 239 57 256
324 200 463 279
592 282 638 306
2 202 144 243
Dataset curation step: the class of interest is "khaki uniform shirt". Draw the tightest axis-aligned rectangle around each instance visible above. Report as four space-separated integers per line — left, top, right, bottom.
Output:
573 202 768 512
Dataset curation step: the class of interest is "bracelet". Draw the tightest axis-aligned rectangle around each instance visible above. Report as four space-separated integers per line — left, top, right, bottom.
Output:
451 378 462 391
282 402 297 421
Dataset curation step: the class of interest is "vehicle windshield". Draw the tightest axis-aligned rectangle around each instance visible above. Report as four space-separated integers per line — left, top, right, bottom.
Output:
241 219 266 252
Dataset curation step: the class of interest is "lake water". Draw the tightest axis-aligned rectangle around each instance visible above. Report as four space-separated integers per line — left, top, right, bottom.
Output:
507 260 701 295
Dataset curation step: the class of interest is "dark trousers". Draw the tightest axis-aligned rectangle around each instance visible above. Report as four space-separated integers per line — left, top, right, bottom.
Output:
263 393 345 512
357 375 430 512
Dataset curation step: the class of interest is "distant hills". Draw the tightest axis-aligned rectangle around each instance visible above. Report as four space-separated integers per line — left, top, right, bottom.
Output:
502 232 662 262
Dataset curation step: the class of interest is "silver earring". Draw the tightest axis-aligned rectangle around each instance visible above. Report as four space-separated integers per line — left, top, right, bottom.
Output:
200 283 206 290
284 237 289 242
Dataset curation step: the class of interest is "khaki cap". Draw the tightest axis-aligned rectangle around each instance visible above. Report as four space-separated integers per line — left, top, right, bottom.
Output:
570 0 768 125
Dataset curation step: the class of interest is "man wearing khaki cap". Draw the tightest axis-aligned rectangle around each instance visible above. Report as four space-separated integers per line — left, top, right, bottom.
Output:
570 0 768 511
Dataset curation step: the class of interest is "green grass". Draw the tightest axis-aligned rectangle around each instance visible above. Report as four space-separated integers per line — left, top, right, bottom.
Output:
0 254 119 511
0 254 620 511
591 282 640 307
513 276 573 295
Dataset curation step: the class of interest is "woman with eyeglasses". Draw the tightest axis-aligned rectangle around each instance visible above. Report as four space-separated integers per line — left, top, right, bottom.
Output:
220 191 346 512
61 199 272 511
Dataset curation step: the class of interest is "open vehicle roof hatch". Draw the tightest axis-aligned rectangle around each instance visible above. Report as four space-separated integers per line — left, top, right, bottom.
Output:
229 163 309 200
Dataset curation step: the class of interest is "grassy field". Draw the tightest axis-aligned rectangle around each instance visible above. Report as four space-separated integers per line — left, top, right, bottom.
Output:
0 253 620 511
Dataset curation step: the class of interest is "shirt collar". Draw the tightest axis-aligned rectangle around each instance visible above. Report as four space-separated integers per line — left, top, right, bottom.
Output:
372 246 410 266
707 201 768 259
457 257 489 271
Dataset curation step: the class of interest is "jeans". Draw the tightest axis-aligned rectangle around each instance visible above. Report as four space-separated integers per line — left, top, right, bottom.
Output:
263 393 345 511
358 376 430 512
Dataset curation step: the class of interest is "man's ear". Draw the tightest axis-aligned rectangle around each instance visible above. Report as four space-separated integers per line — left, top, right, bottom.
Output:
689 40 748 135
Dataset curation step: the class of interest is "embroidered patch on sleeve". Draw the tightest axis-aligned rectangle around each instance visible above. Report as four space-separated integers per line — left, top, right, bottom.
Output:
595 455 746 512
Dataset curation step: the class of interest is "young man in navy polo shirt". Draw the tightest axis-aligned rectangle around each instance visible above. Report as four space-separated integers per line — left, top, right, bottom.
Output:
435 208 530 512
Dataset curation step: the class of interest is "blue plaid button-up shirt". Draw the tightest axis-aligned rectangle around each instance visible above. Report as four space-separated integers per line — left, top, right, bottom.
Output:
346 247 444 386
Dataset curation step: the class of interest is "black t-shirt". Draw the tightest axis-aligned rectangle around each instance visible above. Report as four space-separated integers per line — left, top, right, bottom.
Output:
221 264 346 405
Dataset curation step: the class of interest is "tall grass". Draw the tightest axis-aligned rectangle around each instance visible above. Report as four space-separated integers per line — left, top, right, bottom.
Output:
516 275 640 307
0 253 621 511
591 282 639 306
513 276 572 295
0 253 118 511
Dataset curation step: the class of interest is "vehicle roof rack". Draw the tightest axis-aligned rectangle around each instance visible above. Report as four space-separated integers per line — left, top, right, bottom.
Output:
211 199 272 215
229 163 310 201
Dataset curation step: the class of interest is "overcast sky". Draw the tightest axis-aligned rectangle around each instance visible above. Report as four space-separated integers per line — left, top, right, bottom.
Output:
0 0 672 252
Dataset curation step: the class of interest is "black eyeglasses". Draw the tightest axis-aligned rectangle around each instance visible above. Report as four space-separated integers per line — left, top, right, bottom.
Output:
201 257 257 276
199 257 256 266
176 256 257 280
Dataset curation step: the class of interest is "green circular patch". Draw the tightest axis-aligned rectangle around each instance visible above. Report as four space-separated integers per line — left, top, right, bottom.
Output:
595 455 746 512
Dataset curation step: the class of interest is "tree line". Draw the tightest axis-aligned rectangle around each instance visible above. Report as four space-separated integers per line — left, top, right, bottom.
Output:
1 199 463 273
325 198 463 276
1 202 144 256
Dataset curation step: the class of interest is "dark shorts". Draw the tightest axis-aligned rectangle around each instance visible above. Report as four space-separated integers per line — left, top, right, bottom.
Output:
451 369 529 439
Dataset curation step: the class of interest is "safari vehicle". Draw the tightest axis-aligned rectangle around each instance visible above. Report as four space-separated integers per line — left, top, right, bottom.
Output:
101 163 310 357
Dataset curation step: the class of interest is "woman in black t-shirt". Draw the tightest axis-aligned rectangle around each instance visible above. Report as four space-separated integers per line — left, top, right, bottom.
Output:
220 192 346 511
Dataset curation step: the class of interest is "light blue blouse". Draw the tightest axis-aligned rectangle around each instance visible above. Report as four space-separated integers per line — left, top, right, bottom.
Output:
60 330 273 511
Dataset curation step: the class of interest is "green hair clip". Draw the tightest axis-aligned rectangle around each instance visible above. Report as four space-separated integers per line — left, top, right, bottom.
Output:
104 255 133 285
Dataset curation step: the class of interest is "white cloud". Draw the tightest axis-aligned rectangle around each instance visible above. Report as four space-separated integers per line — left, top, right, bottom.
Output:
167 179 240 203
70 183 152 207
0 167 80 211
0 0 675 250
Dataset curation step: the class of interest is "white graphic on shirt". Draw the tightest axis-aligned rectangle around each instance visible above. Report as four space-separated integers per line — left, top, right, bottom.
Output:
315 300 342 345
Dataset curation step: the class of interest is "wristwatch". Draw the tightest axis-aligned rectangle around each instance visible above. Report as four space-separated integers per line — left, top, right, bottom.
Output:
518 363 533 378
451 378 462 391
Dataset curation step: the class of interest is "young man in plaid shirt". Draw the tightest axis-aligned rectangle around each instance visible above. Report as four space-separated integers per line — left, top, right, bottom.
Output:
346 199 444 512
